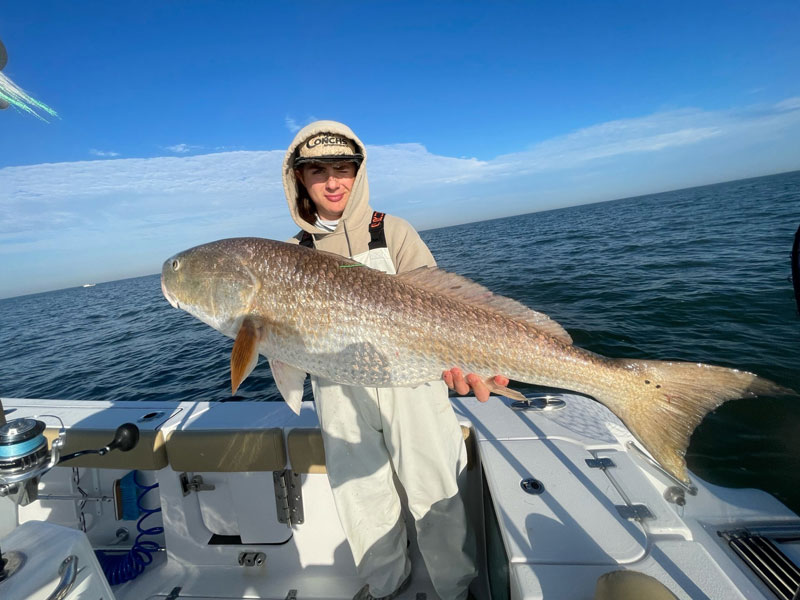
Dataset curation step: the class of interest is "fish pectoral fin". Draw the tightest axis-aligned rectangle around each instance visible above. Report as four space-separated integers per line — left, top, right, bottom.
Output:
484 378 527 401
269 359 307 415
230 318 264 394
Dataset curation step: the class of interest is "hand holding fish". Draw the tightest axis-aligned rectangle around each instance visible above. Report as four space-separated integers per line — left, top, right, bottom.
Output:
443 368 510 402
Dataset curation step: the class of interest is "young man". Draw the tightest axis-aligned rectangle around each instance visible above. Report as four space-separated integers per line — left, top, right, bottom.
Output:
282 121 502 600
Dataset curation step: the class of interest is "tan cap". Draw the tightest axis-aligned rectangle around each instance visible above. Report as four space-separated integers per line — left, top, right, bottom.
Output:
294 132 363 166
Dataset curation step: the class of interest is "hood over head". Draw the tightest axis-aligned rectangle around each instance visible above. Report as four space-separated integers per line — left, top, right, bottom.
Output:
282 120 370 234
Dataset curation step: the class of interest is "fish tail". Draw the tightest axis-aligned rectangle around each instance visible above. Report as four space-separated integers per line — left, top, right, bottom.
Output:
601 359 797 484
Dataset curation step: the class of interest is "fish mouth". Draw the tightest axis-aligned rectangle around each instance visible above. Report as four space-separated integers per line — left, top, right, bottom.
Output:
161 275 180 309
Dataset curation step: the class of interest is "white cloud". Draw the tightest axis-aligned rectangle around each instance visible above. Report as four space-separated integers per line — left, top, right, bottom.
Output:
4 150 284 204
284 115 318 133
4 97 799 215
284 117 301 133
775 97 800 111
89 149 120 157
165 143 202 154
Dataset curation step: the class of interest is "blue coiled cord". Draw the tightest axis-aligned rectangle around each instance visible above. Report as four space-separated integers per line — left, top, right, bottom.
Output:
95 471 163 586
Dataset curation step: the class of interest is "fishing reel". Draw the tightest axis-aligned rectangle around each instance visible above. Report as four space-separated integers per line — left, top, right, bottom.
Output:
0 417 140 506
0 417 140 584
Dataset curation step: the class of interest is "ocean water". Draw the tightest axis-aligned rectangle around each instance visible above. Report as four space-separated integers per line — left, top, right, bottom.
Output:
2 170 799 513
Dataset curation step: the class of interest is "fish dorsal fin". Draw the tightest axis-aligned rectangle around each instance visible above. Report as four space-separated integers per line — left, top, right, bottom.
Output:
397 267 573 344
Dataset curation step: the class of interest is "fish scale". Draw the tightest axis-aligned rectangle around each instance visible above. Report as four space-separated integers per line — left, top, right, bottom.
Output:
162 237 796 484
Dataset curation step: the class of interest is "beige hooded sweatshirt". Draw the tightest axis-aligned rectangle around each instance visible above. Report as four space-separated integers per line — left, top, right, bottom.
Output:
282 120 436 273
280 121 476 598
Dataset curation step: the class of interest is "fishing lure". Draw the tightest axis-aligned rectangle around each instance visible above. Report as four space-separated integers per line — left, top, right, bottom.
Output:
0 37 58 121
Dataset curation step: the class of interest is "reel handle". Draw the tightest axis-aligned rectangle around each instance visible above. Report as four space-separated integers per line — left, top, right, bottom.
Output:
58 423 141 463
105 423 140 453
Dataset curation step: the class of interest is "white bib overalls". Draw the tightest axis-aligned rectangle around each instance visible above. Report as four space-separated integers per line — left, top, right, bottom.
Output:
311 244 476 599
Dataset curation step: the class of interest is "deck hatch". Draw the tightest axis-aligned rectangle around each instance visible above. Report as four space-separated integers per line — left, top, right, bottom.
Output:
721 529 800 600
480 439 647 564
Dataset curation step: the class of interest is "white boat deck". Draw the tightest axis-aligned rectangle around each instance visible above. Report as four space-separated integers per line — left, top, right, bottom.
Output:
1 393 798 599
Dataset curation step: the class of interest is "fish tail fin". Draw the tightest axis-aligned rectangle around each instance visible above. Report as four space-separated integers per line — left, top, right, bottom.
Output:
600 359 796 484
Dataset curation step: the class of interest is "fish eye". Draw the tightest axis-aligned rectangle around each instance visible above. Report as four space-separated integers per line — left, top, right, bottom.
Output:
171 259 180 271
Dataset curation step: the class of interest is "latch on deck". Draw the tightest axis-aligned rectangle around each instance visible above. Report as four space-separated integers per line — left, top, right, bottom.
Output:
179 473 215 496
274 469 304 525
616 504 654 521
238 551 266 567
585 457 615 470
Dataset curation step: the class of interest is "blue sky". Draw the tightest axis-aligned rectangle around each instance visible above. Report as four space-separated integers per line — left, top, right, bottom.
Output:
1 1 799 298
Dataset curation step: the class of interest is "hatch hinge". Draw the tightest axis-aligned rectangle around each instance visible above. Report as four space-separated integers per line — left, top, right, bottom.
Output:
616 504 654 521
179 472 215 496
273 469 304 526
585 457 615 470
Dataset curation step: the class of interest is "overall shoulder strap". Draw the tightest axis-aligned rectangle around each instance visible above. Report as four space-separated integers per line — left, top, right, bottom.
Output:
368 211 387 250
299 231 315 248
